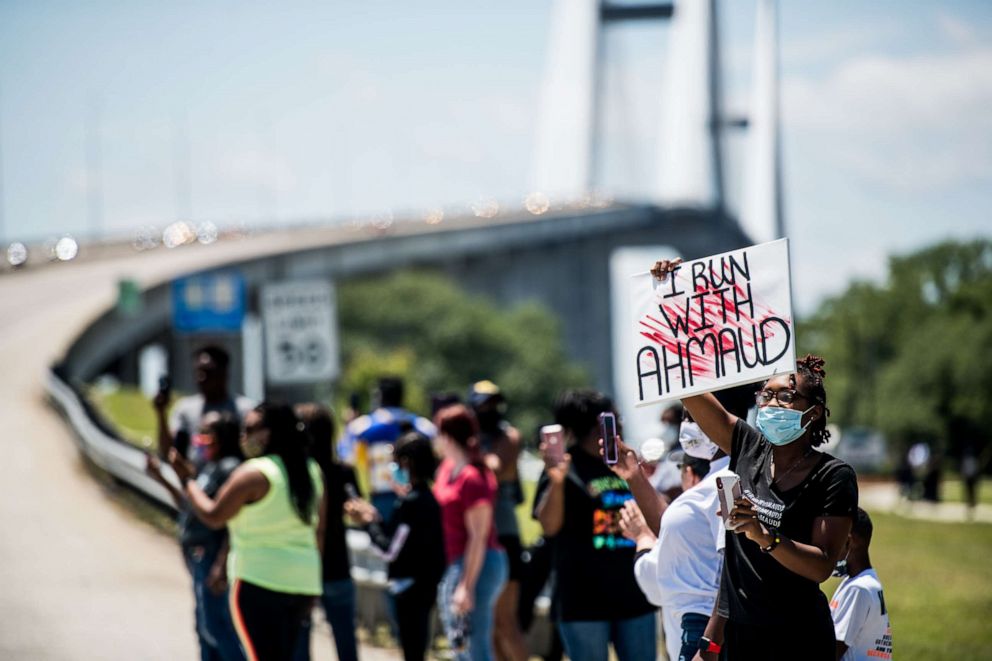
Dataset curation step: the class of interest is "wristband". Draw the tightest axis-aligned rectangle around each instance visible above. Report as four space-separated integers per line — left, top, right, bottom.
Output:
698 636 722 654
761 529 782 553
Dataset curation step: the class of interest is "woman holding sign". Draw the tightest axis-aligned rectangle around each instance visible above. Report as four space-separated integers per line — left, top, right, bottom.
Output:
651 260 858 661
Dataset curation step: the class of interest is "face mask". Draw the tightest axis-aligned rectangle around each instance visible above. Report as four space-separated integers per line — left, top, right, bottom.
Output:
756 405 815 446
679 421 719 460
390 462 410 488
240 433 266 459
832 558 849 578
191 433 217 464
660 423 679 446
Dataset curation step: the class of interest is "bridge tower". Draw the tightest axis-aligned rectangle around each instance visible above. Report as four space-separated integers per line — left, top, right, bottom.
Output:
532 0 785 242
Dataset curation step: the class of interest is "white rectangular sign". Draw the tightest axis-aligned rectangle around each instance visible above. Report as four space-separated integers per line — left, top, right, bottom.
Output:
262 280 340 385
628 238 795 406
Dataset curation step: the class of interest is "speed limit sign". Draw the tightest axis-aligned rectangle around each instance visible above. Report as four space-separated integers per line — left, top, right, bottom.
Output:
261 280 340 384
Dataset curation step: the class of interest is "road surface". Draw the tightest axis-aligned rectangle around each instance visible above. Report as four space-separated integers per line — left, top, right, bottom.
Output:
0 237 399 660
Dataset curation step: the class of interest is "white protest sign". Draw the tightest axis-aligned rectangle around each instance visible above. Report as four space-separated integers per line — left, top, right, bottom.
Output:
629 238 795 406
261 280 340 385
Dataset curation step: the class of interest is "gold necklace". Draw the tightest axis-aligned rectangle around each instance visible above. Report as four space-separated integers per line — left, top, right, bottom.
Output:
772 448 814 483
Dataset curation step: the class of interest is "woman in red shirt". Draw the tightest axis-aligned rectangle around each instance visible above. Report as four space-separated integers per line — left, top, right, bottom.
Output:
433 404 508 661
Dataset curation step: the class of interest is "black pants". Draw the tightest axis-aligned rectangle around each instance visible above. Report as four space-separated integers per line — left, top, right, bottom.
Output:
392 579 438 661
724 616 834 661
231 579 312 661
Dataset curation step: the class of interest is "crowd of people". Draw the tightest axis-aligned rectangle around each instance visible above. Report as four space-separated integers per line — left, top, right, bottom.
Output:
146 294 893 661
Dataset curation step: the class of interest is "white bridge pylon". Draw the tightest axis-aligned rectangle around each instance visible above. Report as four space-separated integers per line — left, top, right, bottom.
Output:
532 0 784 242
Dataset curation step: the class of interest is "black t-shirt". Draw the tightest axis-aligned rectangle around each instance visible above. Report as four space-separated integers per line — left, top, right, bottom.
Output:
179 456 241 548
322 462 361 583
366 484 446 585
724 420 858 626
533 449 656 622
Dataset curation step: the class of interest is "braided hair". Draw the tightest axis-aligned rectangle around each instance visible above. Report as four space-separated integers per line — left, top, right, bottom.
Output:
789 353 831 447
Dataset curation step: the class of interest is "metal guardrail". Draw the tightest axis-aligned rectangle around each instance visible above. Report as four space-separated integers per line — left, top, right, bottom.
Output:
46 366 180 507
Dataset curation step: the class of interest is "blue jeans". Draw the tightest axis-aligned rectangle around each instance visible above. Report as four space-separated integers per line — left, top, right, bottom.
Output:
182 544 245 661
679 612 709 661
557 611 658 661
438 549 508 661
293 578 359 661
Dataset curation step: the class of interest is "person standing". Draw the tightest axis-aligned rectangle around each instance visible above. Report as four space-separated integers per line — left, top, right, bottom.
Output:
176 403 326 661
469 380 529 661
616 418 732 661
346 431 447 661
830 509 892 661
146 411 246 661
533 390 657 661
292 404 361 661
340 377 435 520
155 345 254 464
433 404 509 661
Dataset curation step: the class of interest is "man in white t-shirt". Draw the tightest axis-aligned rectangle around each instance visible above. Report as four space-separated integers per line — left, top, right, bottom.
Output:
830 508 893 661
619 420 732 661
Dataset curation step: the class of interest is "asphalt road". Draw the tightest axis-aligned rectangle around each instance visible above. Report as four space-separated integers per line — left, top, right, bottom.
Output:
0 238 399 660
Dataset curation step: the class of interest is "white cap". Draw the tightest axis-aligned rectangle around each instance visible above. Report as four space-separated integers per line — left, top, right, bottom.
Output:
638 438 668 463
679 421 719 460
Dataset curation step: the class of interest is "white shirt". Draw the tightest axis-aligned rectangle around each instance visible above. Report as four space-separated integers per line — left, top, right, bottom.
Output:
634 457 731 609
831 568 893 661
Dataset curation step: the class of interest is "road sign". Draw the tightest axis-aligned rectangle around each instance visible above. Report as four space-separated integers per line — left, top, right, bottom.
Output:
171 272 246 333
261 280 340 384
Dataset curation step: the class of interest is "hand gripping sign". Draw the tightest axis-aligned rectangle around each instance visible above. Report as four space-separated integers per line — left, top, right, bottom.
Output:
629 239 795 406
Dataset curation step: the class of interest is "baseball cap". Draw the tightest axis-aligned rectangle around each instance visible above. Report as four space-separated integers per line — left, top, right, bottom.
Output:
679 420 720 460
638 437 667 463
468 380 504 407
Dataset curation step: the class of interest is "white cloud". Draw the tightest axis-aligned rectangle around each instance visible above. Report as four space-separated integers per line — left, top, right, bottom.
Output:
783 45 992 190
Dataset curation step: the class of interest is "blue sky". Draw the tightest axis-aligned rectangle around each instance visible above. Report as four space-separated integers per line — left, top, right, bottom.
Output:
1 0 990 313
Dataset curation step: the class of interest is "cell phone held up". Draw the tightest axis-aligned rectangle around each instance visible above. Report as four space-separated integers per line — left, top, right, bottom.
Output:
716 474 744 530
540 424 565 465
599 412 619 465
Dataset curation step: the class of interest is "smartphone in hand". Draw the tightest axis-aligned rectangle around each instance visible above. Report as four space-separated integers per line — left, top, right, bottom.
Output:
540 424 565 465
716 474 744 530
599 412 619 465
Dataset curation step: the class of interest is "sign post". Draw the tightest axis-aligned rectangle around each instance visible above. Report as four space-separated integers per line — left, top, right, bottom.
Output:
628 239 795 406
261 280 340 385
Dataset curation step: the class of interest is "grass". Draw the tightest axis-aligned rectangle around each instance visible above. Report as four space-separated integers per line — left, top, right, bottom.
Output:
938 478 991 505
86 384 164 449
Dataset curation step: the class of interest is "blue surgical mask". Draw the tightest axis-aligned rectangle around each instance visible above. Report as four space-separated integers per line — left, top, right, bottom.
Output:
756 405 815 446
390 462 410 488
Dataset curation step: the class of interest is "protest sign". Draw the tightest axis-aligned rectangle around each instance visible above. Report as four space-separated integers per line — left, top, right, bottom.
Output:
629 238 795 406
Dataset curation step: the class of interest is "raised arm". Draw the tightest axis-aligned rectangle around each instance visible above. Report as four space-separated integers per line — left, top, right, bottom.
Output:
184 464 269 529
602 437 667 536
534 444 571 536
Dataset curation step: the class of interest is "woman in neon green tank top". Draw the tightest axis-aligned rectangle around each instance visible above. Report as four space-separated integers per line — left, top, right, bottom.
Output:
176 403 327 661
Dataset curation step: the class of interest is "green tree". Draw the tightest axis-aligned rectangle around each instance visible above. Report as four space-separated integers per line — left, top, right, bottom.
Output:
803 240 992 462
337 270 589 439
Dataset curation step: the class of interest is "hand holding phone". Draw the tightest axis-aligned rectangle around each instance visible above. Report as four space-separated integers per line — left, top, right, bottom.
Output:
153 375 171 411
716 474 744 530
540 424 565 465
599 412 619 465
